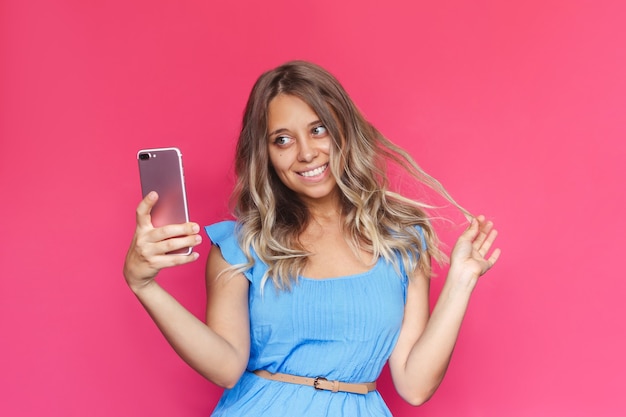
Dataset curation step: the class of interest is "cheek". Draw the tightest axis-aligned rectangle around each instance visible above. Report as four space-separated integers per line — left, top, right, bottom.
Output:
268 151 287 172
320 138 332 153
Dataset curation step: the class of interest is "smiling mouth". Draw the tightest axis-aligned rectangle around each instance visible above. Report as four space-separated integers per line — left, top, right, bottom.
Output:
298 163 328 178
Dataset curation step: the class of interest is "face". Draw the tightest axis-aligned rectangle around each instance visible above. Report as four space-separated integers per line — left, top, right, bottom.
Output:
267 94 338 205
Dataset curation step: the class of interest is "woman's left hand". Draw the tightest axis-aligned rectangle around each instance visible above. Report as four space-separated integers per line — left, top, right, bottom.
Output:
448 215 501 286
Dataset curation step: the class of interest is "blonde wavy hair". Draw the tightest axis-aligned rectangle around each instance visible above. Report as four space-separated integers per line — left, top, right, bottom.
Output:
230 60 467 290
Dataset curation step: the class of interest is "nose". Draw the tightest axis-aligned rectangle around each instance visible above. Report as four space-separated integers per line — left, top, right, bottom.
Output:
297 138 318 162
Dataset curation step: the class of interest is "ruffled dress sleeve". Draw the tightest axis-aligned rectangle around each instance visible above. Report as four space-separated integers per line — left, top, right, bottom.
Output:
205 220 254 282
396 224 428 301
205 220 272 285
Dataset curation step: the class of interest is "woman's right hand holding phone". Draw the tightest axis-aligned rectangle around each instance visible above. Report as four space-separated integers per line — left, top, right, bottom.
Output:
123 191 202 292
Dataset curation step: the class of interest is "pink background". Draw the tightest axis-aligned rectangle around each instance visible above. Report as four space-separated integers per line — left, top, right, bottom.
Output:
2 0 625 415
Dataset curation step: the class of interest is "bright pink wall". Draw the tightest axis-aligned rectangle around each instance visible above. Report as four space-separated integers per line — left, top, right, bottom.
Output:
2 1 625 416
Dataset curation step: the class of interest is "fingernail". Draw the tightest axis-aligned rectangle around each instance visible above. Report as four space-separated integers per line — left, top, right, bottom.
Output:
192 224 200 233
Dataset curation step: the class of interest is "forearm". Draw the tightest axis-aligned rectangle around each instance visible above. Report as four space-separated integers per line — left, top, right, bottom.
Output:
131 281 246 388
394 268 476 405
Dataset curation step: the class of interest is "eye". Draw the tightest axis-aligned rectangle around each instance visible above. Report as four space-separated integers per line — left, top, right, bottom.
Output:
311 125 328 137
273 135 293 146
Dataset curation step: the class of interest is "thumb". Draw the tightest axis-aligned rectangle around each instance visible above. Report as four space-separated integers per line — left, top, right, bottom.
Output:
136 191 158 227
463 216 483 240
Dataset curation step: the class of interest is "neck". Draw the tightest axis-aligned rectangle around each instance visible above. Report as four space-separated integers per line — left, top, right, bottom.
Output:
304 198 342 226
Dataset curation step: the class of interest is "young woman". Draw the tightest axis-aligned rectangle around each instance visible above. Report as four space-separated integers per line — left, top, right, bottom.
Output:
123 60 500 416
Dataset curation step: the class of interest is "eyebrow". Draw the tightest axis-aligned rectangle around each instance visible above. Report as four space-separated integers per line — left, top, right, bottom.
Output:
268 120 323 137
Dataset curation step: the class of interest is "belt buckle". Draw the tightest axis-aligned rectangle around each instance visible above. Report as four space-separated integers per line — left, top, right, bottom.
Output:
313 376 327 391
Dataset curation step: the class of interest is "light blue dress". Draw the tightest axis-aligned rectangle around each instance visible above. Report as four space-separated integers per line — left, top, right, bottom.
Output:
205 221 413 416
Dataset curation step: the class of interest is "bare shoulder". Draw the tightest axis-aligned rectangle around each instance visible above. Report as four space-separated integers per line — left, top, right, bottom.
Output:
205 244 250 308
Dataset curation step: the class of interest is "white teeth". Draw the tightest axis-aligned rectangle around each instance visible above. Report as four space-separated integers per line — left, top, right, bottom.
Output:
300 164 327 177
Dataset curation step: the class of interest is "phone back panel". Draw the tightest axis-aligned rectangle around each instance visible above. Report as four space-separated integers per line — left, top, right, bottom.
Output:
137 147 190 230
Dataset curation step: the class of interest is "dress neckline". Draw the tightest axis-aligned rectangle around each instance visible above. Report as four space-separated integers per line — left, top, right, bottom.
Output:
299 257 382 282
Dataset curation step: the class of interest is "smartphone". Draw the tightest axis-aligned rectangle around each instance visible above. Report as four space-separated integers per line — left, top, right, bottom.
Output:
137 147 191 255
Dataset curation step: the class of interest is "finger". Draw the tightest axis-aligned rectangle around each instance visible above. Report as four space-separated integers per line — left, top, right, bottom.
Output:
464 215 491 246
152 233 203 256
150 222 201 243
143 251 201 271
136 192 159 228
475 222 496 254
134 223 200 260
462 216 482 241
473 217 493 248
487 247 501 267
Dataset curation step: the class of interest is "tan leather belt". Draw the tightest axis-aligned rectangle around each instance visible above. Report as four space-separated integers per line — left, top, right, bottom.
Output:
253 370 376 395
